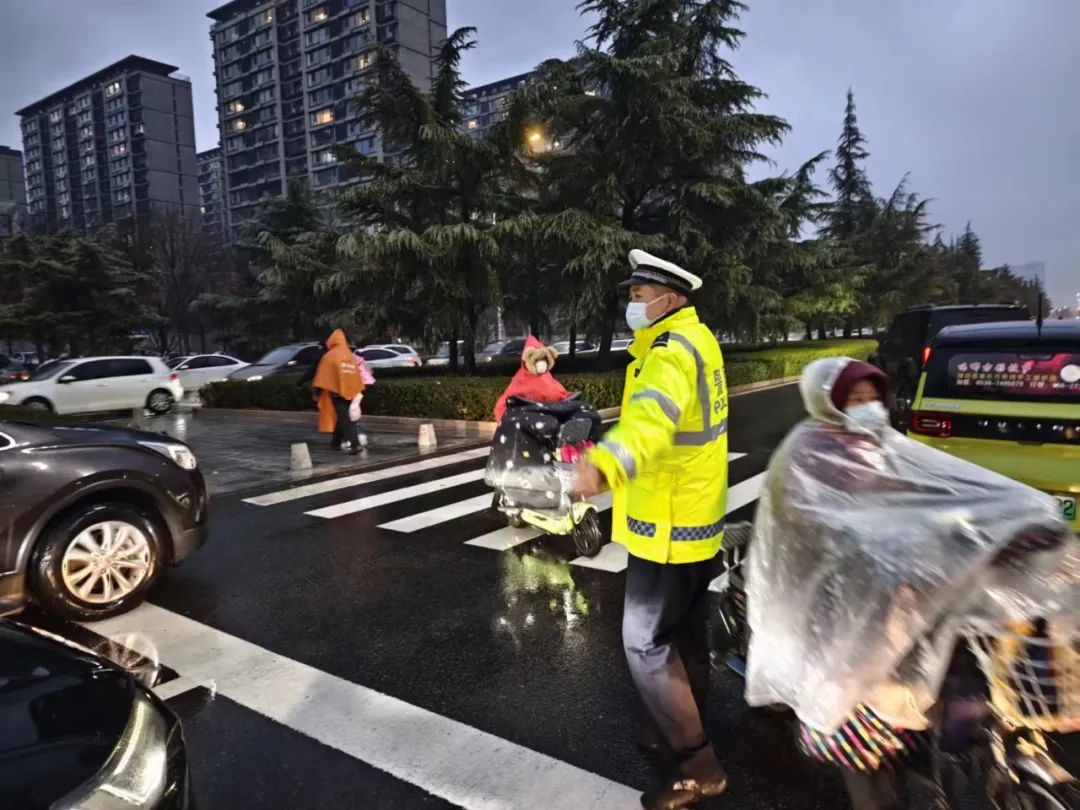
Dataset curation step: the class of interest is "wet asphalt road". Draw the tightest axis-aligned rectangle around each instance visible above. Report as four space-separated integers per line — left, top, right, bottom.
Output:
24 383 863 809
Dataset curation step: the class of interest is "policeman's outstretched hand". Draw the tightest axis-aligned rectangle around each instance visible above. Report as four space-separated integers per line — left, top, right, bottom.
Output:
570 460 606 500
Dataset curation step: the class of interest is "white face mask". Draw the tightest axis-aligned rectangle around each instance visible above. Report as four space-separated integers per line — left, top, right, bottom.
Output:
625 295 669 332
845 400 889 434
534 360 549 375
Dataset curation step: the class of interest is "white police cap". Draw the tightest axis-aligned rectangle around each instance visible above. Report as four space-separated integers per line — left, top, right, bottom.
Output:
622 249 703 293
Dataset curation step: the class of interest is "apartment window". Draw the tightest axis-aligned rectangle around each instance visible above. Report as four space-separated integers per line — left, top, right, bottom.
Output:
113 172 131 188
257 88 275 104
26 160 41 173
57 193 70 206
307 67 332 87
345 31 372 52
312 167 336 187
311 108 334 126
54 165 67 179
109 128 126 144
226 136 244 153
343 77 368 97
253 49 273 66
132 123 144 136
232 119 248 132
111 157 130 172
222 63 241 80
351 8 370 26
222 81 243 98
307 46 331 66
55 179 68 193
309 86 335 106
313 148 336 165
114 188 131 204
81 140 95 154
354 136 376 155
107 113 126 128
305 27 330 47
77 125 93 141
466 119 479 131
82 169 97 184
106 82 122 97
353 53 374 71
227 100 246 114
24 132 40 146
49 109 63 123
305 6 329 24
258 107 277 123
25 146 41 159
76 95 91 111
253 30 272 47
111 143 127 157
255 68 275 85
82 154 96 168
52 137 66 153
59 206 71 220
261 9 274 25
77 111 92 126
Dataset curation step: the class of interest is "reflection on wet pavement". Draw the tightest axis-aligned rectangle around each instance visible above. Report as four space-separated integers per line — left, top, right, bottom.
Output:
495 545 592 649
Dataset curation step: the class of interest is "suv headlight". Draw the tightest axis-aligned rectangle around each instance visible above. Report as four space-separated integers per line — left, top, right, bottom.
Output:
139 441 197 470
55 691 169 809
0 391 10 403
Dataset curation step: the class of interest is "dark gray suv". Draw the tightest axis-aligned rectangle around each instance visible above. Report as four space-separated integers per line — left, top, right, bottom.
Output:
0 420 208 620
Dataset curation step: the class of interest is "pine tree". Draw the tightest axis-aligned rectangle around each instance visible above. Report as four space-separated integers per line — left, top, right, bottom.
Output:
825 89 872 240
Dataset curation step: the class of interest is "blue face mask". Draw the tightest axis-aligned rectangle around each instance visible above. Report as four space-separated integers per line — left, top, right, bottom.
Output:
625 295 668 333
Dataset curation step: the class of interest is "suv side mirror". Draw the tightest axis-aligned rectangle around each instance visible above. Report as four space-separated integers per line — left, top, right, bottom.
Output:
285 360 297 367
58 375 76 384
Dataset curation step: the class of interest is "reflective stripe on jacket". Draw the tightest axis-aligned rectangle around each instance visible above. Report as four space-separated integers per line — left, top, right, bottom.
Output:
589 307 729 564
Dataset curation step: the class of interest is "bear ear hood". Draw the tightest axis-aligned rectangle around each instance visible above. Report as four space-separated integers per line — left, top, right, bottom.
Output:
523 345 557 375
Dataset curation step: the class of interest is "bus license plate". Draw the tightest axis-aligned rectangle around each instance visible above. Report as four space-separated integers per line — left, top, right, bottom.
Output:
1058 496 1077 522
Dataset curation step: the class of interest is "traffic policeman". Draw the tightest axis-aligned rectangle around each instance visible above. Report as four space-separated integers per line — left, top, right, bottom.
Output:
572 249 729 809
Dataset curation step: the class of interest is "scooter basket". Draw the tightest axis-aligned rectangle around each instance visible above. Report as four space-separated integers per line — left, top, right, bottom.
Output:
964 623 1080 734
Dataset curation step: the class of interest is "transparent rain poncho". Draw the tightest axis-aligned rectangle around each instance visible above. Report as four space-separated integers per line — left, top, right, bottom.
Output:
744 357 1079 733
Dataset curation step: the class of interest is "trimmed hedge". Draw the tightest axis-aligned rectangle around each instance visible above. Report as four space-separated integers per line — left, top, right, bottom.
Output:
203 339 877 421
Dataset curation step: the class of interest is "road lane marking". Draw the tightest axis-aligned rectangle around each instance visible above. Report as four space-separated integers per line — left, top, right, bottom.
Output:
568 468 764 573
465 525 543 550
726 471 768 514
152 675 200 702
570 542 628 572
91 604 640 810
379 493 493 532
307 469 486 519
245 448 490 506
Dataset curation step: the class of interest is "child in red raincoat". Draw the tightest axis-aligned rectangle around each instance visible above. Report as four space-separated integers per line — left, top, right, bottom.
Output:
493 336 571 422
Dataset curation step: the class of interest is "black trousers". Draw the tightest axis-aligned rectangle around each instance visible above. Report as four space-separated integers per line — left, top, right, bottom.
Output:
330 394 360 449
623 553 720 776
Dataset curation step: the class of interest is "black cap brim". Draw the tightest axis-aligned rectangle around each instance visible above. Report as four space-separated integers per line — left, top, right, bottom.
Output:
619 269 692 293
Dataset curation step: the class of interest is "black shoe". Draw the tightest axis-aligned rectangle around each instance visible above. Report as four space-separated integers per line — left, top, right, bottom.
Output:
348 447 361 456
640 769 728 810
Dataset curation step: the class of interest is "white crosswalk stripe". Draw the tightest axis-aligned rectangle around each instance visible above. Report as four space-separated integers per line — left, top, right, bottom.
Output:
267 448 760 572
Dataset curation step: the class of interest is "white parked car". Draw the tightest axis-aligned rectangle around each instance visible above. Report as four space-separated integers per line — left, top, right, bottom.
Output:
170 354 249 391
364 344 421 364
427 341 467 367
0 356 183 415
611 338 633 351
552 340 598 356
357 347 421 369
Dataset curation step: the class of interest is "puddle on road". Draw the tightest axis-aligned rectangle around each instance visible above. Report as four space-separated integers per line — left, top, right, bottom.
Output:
494 544 592 649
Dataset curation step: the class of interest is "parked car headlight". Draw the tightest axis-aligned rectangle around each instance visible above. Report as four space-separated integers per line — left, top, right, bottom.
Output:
246 375 263 382
140 440 198 470
0 391 10 403
56 691 169 808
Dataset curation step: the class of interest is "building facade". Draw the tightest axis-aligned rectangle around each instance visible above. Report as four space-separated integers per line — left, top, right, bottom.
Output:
0 146 27 238
198 148 226 243
461 72 534 139
208 0 447 238
16 56 199 237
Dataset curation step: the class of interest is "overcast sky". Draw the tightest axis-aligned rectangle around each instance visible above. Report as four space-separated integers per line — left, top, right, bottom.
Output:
1 1 1075 305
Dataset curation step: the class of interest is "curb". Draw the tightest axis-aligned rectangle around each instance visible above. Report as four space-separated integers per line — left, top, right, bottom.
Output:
197 377 799 434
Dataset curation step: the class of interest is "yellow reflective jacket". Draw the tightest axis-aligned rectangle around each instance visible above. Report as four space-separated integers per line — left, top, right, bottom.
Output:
589 307 728 565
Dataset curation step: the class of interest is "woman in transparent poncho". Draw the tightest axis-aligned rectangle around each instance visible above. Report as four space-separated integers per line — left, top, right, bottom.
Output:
744 357 1076 808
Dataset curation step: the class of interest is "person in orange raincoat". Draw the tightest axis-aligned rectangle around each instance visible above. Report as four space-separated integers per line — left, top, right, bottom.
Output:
312 329 365 454
493 336 571 422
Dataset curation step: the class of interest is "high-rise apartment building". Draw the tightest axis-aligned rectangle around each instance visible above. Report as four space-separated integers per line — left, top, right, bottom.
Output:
208 0 447 237
461 72 534 140
16 56 200 237
198 148 226 243
0 146 27 238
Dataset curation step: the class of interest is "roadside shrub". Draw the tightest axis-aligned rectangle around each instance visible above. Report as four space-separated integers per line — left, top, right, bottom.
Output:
202 340 877 420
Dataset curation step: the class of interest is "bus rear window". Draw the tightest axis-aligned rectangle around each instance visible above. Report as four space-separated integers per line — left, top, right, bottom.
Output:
924 347 1080 402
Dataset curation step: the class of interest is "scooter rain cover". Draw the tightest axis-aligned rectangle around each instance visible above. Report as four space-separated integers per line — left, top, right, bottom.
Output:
485 410 573 512
745 357 1080 733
